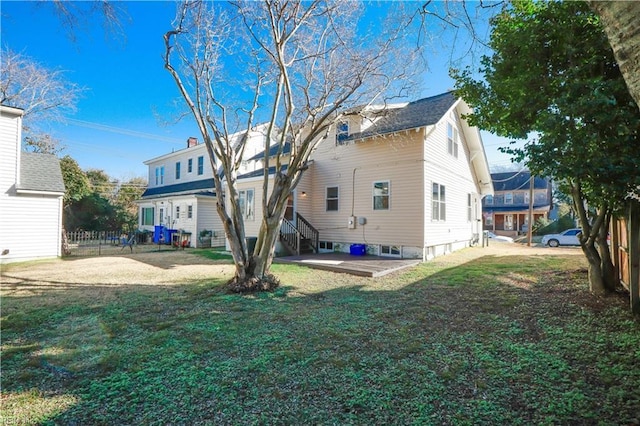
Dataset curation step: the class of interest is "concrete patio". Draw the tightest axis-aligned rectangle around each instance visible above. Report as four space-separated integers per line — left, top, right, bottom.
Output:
275 253 421 277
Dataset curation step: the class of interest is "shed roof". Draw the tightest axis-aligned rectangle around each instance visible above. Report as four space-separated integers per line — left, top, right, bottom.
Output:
140 178 216 199
17 152 65 194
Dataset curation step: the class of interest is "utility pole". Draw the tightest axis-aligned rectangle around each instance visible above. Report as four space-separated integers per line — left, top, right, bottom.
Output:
528 174 534 247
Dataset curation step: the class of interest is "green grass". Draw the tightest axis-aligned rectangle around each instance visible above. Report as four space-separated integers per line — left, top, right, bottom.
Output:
2 253 639 425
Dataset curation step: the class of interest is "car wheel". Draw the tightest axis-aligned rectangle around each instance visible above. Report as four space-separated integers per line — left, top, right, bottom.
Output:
548 239 559 247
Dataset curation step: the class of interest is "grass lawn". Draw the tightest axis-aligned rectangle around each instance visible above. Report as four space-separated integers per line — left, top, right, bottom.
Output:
1 250 639 425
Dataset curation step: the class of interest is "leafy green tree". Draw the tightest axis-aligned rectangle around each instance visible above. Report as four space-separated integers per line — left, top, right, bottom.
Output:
452 0 640 295
59 155 91 204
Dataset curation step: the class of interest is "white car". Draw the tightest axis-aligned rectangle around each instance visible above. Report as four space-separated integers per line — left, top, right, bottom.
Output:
486 231 514 243
541 228 582 247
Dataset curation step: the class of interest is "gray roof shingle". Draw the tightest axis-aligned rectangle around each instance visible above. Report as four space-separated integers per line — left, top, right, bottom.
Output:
140 178 216 199
17 152 65 193
347 91 457 141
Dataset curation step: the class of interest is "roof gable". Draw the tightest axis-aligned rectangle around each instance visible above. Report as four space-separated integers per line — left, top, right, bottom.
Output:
17 152 65 194
347 91 457 141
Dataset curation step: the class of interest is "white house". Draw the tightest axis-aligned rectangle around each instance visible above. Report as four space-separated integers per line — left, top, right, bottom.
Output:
0 105 66 264
135 127 270 247
234 92 494 260
138 92 493 259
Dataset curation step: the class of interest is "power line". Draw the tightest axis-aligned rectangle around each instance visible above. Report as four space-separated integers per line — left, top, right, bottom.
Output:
64 118 185 144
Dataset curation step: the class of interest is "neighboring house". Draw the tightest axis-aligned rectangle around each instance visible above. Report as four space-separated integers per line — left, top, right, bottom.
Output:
233 91 494 260
482 171 553 238
136 128 269 247
0 105 66 264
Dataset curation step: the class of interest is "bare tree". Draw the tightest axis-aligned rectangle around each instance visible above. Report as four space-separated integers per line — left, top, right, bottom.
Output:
164 0 424 291
1 48 83 153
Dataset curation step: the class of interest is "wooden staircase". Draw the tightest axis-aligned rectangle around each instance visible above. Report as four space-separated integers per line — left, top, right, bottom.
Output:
280 213 319 255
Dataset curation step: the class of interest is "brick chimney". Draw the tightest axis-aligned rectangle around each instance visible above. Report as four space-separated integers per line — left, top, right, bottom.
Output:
187 137 198 148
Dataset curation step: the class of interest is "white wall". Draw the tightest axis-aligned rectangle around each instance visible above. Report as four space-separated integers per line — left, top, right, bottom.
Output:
1 106 63 264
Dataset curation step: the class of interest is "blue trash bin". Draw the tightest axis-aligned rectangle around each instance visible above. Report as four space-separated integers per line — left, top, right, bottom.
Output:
153 226 165 244
350 244 366 256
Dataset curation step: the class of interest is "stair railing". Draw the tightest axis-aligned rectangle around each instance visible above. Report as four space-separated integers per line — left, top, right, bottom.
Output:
279 212 319 255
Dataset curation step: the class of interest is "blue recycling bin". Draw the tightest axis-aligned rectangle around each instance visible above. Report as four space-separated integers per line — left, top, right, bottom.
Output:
164 228 178 245
153 225 165 244
350 244 366 256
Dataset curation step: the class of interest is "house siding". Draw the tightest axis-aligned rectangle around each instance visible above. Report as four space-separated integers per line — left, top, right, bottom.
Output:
423 113 483 254
305 128 426 252
1 106 64 264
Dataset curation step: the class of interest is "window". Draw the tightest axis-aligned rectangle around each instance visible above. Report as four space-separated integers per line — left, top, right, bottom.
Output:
485 195 493 205
484 212 493 226
447 123 459 158
319 241 334 251
373 181 390 210
159 208 165 225
187 205 193 219
380 245 401 257
239 189 255 220
505 214 514 230
155 166 165 185
467 194 473 222
524 191 530 204
188 158 193 173
141 207 154 226
505 192 513 205
326 186 339 211
175 162 181 180
432 183 446 221
336 121 349 145
197 156 204 175
175 205 180 219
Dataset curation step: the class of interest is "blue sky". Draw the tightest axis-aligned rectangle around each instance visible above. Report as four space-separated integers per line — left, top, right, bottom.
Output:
1 1 517 180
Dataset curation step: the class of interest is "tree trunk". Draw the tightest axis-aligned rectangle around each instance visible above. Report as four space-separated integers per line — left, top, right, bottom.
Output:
589 1 640 111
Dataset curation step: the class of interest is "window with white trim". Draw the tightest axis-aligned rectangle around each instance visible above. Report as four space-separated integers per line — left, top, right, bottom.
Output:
336 121 349 145
187 205 193 219
432 183 446 221
373 181 390 210
505 192 513 205
175 162 181 180
239 189 255 221
155 166 165 185
188 158 193 173
505 214 514 230
326 186 339 211
467 194 473 222
141 207 154 226
447 123 459 158
380 245 401 257
175 205 180 219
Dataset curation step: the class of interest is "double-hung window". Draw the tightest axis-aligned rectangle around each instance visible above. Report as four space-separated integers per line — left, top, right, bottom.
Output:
373 181 390 210
197 156 204 175
155 166 165 185
505 192 513 205
239 189 255 220
175 162 181 180
187 205 193 219
326 186 339 211
188 158 193 173
176 205 180 219
432 183 446 221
